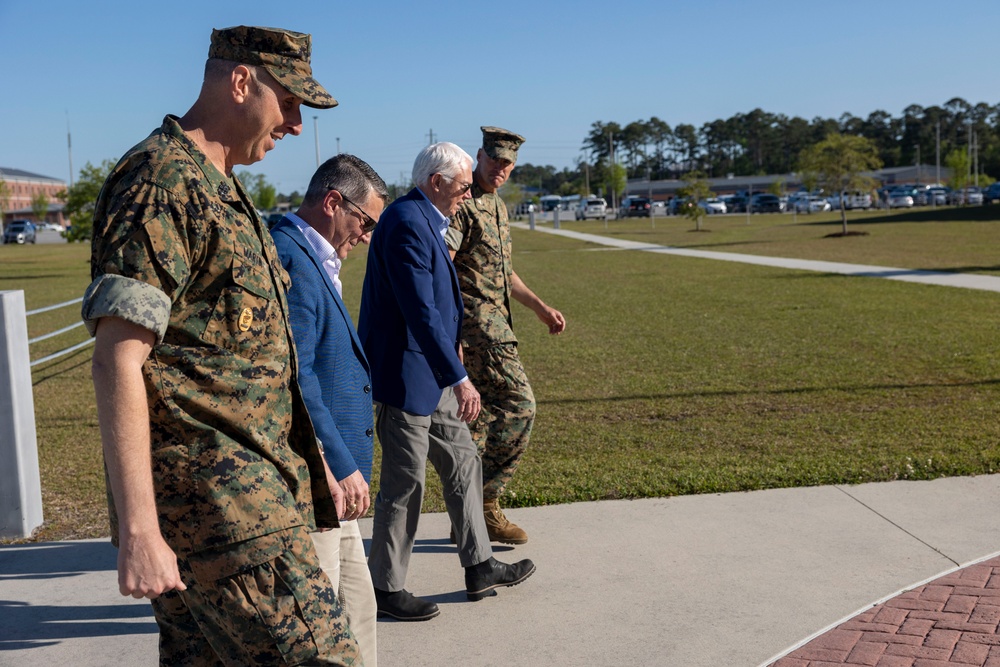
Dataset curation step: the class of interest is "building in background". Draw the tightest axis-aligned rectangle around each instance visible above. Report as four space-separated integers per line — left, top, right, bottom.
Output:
0 168 67 227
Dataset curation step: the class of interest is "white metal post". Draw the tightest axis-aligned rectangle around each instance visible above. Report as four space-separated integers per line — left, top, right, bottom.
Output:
0 290 43 538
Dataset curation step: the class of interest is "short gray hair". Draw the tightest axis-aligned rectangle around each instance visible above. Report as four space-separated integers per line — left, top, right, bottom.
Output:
412 142 472 188
303 154 389 207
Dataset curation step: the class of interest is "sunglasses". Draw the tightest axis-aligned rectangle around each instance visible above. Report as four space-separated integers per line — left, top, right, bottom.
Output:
440 174 473 194
339 194 378 232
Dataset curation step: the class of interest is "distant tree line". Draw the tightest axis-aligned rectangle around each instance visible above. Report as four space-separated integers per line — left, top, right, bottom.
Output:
510 98 999 195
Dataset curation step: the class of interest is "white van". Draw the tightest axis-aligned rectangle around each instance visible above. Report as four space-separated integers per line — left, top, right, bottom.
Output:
576 197 608 220
828 191 872 210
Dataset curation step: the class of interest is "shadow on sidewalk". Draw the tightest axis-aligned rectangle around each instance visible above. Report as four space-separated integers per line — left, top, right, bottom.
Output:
0 540 157 651
0 600 156 650
0 541 117 578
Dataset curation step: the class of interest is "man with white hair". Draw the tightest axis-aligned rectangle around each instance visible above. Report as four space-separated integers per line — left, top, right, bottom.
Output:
359 142 536 621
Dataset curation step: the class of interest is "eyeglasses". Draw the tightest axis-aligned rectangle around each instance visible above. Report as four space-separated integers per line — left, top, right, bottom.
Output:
440 174 473 194
339 194 378 232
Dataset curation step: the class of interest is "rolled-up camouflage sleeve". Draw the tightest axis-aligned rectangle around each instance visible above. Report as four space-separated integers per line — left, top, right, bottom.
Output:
81 274 171 341
85 167 195 343
445 210 469 252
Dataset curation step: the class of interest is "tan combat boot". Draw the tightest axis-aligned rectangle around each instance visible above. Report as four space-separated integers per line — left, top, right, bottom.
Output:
483 498 528 545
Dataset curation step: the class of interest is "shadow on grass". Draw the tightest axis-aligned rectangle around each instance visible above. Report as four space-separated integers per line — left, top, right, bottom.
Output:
0 274 70 282
799 206 1000 226
540 377 1000 406
775 267 1000 280
32 350 92 387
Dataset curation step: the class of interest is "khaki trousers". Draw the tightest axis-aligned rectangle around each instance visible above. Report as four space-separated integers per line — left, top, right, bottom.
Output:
312 522 377 667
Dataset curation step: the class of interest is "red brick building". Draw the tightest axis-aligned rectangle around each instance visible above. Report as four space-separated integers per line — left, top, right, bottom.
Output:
1 168 67 227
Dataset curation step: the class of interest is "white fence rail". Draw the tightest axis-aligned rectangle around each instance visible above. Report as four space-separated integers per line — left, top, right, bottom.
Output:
1 292 89 538
27 297 92 367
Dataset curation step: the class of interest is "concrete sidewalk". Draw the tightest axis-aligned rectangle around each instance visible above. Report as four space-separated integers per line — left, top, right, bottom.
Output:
2 475 1000 666
514 222 1000 293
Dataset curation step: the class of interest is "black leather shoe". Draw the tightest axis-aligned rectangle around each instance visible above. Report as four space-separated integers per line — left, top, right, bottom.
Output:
464 557 536 601
374 588 440 621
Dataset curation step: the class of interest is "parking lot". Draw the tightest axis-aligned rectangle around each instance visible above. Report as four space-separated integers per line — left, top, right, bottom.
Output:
1 226 69 245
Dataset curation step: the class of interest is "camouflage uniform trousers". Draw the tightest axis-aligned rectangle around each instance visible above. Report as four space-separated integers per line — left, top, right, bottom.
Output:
464 342 536 501
151 525 362 667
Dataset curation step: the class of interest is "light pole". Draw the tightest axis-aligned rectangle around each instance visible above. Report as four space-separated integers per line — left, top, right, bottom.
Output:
313 116 320 168
66 112 74 186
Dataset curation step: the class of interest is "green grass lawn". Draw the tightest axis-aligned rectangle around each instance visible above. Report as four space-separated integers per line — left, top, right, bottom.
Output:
4 206 1000 541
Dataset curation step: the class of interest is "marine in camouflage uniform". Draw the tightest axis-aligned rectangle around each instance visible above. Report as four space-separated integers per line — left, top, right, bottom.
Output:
83 26 360 666
446 127 566 545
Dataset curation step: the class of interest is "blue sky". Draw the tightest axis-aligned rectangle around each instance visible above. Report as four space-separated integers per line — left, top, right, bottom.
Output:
2 0 998 194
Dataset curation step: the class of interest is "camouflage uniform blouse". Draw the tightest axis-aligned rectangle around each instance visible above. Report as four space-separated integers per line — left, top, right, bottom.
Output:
446 181 517 347
83 116 337 556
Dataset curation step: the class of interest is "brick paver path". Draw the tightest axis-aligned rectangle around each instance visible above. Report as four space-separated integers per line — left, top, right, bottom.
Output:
770 556 1000 666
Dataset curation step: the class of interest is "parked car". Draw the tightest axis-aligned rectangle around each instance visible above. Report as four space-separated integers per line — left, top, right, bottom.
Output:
669 197 691 215
888 192 914 208
618 196 651 218
576 197 608 220
786 193 808 211
266 212 285 228
727 194 748 213
3 220 37 244
698 198 727 215
908 184 931 205
749 193 781 213
40 222 63 232
828 191 873 210
982 183 1000 204
950 187 984 206
795 196 831 214
926 187 949 206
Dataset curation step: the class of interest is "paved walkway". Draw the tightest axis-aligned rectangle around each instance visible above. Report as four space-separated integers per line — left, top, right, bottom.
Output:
3 476 1000 667
4 238 1000 665
514 222 1000 293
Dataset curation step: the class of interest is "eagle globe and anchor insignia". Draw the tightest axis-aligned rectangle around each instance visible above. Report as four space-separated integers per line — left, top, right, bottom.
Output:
238 307 254 332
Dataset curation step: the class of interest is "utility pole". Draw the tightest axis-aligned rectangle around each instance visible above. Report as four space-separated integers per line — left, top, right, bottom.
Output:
936 121 941 186
974 131 979 187
313 116 320 168
336 137 341 155
427 129 436 145
915 144 920 185
66 112 74 186
967 123 973 192
609 131 616 211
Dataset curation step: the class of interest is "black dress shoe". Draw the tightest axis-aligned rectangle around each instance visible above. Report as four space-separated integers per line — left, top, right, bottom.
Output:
464 557 536 601
374 588 440 621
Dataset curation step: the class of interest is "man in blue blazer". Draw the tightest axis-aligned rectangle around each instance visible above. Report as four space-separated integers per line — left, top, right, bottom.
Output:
272 154 388 664
359 142 536 621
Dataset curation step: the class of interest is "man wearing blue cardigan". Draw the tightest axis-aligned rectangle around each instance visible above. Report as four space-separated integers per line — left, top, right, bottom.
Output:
271 154 388 666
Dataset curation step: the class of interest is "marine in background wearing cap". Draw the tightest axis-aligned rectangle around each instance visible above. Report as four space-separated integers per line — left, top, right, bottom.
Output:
83 26 362 665
446 127 566 545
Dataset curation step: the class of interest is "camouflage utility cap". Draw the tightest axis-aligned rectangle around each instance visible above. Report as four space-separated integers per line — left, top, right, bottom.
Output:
210 26 338 109
481 126 525 163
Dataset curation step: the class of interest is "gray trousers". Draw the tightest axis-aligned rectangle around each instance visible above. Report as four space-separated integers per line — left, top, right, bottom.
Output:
368 388 492 592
